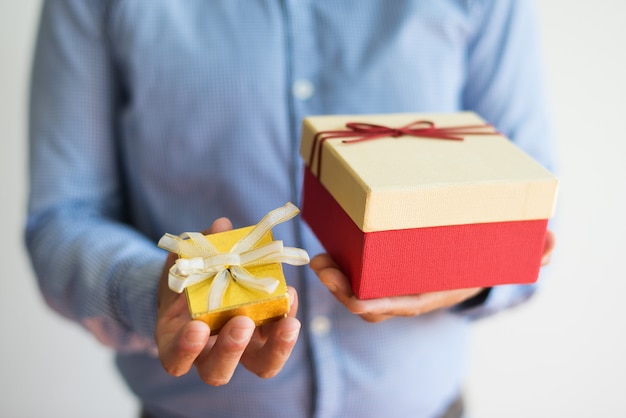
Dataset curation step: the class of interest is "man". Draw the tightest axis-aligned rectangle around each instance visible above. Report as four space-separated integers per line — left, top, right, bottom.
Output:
27 1 555 417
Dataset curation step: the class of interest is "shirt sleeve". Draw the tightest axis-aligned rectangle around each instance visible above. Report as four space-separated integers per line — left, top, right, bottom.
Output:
455 0 557 319
26 0 161 353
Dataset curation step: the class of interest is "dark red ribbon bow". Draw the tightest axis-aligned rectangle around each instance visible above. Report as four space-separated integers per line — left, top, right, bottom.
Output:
308 120 497 177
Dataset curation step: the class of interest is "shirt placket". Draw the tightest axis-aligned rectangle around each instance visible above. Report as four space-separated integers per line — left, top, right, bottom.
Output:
282 1 343 417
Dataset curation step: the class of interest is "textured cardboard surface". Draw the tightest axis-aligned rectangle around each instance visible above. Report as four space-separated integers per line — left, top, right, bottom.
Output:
302 169 547 298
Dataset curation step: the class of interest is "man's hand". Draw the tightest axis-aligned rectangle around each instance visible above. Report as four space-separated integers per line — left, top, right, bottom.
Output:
311 230 556 323
155 217 301 386
541 229 556 267
311 254 482 322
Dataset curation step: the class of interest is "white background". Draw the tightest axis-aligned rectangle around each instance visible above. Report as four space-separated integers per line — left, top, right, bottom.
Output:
1 1 624 417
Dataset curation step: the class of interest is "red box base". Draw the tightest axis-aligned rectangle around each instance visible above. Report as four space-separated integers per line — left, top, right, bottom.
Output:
302 169 547 299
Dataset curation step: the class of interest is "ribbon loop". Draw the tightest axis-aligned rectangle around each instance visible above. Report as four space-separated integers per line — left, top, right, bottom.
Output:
157 202 310 310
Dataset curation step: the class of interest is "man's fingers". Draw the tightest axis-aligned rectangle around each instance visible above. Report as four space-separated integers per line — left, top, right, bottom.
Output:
203 217 233 235
310 254 351 298
313 254 387 318
542 229 556 266
240 287 301 378
310 252 340 272
312 253 485 321
157 219 298 385
286 287 298 318
194 316 255 386
242 316 301 379
311 254 366 314
156 249 209 377
157 319 211 377
318 269 361 312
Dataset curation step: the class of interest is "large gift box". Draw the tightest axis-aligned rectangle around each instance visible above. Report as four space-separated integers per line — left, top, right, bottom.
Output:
300 112 558 299
158 203 309 334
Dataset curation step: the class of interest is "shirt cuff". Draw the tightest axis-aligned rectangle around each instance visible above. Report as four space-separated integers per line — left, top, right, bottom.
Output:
452 282 539 320
115 247 164 354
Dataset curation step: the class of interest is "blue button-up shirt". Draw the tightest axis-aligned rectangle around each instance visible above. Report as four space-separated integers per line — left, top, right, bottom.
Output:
27 1 554 417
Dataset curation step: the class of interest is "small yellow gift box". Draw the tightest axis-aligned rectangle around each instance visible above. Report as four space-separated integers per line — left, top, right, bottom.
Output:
158 203 309 334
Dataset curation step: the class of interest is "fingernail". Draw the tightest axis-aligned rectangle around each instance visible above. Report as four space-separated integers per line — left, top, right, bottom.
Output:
280 329 299 343
229 327 251 344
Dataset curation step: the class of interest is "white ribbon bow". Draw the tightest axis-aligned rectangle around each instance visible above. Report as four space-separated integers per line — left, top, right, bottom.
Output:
157 202 310 311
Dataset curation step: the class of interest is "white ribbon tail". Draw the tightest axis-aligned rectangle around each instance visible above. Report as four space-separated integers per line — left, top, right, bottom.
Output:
158 232 220 258
180 232 220 254
229 266 280 294
207 269 230 311
239 241 285 265
278 247 310 265
230 202 300 253
243 246 310 267
157 233 183 253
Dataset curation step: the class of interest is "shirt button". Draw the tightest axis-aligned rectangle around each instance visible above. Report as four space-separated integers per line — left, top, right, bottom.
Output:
292 79 315 100
310 315 331 336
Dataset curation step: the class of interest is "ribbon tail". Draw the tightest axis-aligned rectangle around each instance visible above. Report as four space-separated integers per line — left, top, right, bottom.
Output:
158 232 220 258
239 241 284 265
230 202 300 253
244 246 310 267
275 247 310 266
230 266 279 295
179 232 220 255
158 233 183 253
207 269 230 311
